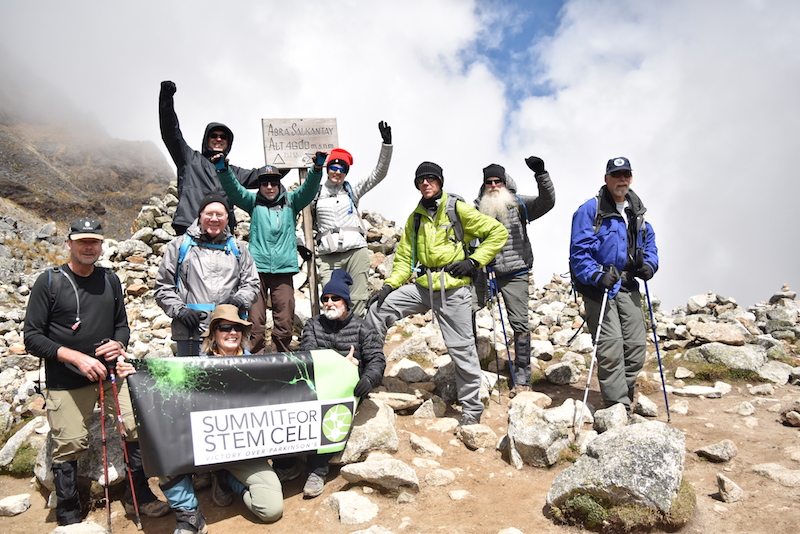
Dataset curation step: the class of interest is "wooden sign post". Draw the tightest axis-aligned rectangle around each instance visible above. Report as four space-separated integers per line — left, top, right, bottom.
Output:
262 118 339 316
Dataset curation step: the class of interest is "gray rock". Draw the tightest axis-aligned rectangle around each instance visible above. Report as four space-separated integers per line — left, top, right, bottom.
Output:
544 362 580 385
633 395 659 418
388 336 435 364
530 339 555 360
716 473 743 503
782 411 800 427
325 491 379 525
752 463 800 487
502 395 570 468
748 384 775 396
340 459 420 492
412 396 446 419
758 360 794 385
408 433 443 457
0 416 45 466
335 399 399 465
547 421 686 514
672 385 723 398
424 469 456 486
350 526 396 534
51 520 110 533
387 358 429 383
684 342 766 372
687 322 745 345
696 439 738 462
593 403 628 433
456 423 497 450
0 493 30 516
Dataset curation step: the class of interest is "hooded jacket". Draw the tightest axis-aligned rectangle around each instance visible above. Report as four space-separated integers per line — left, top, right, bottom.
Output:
159 90 260 230
312 142 393 254
300 311 386 390
385 191 508 291
217 165 322 274
474 172 555 276
569 185 658 299
154 219 259 341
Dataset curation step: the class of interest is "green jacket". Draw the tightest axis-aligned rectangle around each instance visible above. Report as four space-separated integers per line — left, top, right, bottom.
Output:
386 191 508 290
217 166 322 274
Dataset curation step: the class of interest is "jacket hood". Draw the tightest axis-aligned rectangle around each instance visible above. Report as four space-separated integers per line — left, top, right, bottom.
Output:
475 172 518 203
202 122 234 158
255 184 288 208
598 185 647 217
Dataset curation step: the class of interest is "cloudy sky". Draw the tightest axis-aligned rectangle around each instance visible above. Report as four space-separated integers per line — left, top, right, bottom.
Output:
3 0 798 312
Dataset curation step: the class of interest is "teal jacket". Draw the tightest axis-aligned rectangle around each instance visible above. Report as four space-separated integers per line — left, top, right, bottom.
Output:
217 166 322 274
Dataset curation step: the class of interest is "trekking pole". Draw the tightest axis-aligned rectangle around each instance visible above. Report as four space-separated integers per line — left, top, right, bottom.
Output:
575 288 609 443
487 267 516 392
107 355 143 530
485 270 503 403
644 281 671 423
97 370 112 532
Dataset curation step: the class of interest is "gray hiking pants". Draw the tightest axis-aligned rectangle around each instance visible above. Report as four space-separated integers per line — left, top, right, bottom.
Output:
367 284 484 419
584 287 646 409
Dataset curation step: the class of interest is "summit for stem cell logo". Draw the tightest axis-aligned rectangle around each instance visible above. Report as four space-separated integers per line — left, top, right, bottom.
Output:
319 401 355 445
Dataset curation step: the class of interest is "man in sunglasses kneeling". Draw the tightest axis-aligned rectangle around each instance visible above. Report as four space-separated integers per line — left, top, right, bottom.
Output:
271 269 386 498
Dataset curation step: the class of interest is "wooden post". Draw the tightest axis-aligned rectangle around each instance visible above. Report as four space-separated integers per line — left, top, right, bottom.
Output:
298 167 320 316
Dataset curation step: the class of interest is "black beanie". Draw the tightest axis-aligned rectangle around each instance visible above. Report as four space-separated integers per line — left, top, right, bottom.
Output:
414 161 444 189
198 191 230 217
321 269 353 308
482 163 506 183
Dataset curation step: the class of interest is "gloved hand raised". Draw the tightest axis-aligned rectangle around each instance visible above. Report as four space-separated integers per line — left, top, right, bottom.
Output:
597 265 621 290
634 263 654 281
445 258 477 278
366 285 393 311
525 156 546 176
312 151 327 167
177 308 203 331
160 80 177 97
378 121 392 145
297 245 313 262
353 376 373 398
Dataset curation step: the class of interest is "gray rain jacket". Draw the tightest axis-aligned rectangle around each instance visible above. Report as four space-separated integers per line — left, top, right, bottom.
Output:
154 219 259 341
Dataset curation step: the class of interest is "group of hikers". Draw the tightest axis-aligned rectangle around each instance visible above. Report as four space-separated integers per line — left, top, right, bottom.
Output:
23 80 658 533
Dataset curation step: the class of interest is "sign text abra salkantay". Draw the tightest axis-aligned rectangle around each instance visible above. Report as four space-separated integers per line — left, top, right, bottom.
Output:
262 118 338 169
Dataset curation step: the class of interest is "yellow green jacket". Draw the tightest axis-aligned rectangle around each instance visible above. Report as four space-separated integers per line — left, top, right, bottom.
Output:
386 191 508 291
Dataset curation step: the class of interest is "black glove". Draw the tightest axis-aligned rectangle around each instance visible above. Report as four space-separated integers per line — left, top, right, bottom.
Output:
445 258 478 278
353 376 373 398
525 156 546 175
635 263 654 281
160 80 176 97
297 245 313 262
367 285 393 310
224 295 245 309
177 308 203 331
312 151 327 167
597 265 621 290
378 121 392 145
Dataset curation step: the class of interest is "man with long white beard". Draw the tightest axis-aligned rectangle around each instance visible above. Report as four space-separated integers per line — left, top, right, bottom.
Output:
271 269 385 499
474 157 555 391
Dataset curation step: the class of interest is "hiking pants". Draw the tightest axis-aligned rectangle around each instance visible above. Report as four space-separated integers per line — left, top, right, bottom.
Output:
367 284 484 419
584 287 647 409
226 459 283 522
317 247 370 318
249 272 295 353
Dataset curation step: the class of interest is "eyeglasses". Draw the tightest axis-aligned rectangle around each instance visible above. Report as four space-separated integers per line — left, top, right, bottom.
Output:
414 175 440 186
484 179 503 186
201 211 227 220
259 179 281 186
208 133 228 140
321 295 343 303
217 323 245 332
609 170 632 179
328 165 346 174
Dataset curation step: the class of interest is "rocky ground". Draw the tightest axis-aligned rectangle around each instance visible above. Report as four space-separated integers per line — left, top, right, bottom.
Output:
2 192 800 533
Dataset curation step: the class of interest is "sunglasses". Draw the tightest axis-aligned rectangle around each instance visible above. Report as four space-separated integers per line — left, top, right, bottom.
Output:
609 170 632 178
217 323 245 332
259 179 281 186
328 165 347 174
208 133 228 140
414 175 440 186
484 179 503 186
321 295 343 303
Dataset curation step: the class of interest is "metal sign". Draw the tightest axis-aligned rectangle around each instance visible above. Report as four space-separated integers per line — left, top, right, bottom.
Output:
262 118 339 169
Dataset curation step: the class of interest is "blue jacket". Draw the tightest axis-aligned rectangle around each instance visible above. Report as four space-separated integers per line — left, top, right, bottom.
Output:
569 186 658 299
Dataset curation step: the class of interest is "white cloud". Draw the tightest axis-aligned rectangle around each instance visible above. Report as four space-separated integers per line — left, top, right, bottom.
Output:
2 0 798 310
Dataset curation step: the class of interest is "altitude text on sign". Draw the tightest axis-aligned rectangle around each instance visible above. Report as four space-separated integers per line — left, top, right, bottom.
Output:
262 118 338 169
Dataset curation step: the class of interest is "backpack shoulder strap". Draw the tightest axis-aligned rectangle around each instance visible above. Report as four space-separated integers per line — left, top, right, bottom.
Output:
516 195 530 225
176 234 196 289
593 192 603 234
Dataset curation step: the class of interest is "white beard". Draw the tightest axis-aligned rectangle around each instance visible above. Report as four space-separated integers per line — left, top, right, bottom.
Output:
323 306 346 320
478 187 516 226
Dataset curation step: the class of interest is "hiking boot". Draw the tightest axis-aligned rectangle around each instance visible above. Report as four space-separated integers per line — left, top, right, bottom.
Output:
458 413 480 427
125 498 170 518
211 471 234 507
191 472 212 491
174 508 208 534
508 385 530 399
302 473 325 499
274 463 301 482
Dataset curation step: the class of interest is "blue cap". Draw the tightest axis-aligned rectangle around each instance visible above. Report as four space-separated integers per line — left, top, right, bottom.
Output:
606 157 632 173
